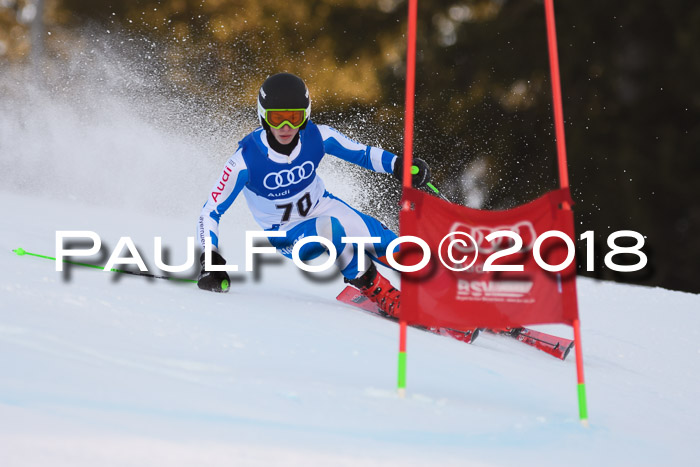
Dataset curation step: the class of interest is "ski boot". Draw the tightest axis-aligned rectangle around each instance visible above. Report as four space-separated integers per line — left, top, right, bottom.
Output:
347 263 400 317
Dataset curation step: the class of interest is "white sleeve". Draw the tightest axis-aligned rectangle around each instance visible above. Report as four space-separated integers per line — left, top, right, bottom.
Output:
318 124 397 173
197 149 248 250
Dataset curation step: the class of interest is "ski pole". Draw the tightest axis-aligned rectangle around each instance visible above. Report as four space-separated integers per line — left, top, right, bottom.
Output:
12 247 198 284
426 182 450 202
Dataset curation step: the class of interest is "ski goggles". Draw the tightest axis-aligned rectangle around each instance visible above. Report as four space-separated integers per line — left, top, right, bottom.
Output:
263 109 308 129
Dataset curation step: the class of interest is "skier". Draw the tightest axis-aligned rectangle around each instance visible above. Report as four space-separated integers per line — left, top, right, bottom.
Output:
196 72 431 316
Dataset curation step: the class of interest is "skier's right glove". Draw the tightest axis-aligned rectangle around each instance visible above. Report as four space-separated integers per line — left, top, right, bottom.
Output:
197 251 230 293
392 156 431 188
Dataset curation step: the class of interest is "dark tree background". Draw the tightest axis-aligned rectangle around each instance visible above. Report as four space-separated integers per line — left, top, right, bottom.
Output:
2 0 698 292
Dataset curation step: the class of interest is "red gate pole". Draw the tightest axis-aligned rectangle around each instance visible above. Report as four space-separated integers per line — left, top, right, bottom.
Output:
544 0 570 195
544 0 588 426
403 0 417 181
398 0 418 399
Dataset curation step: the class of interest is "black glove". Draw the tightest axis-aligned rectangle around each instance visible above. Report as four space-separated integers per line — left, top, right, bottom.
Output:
197 251 230 293
393 156 431 188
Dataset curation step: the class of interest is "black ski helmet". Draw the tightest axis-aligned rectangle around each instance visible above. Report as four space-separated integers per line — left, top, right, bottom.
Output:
257 72 311 130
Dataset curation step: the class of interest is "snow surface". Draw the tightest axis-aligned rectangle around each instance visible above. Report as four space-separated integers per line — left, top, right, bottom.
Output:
2 65 700 466
4 179 700 467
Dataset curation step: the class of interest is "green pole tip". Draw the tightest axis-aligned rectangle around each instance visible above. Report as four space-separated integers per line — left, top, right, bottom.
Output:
411 165 419 175
14 248 26 256
221 279 230 291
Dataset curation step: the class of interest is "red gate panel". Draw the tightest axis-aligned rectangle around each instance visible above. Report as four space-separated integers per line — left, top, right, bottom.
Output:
398 187 579 329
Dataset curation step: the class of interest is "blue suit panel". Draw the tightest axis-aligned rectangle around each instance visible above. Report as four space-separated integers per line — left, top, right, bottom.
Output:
239 122 326 200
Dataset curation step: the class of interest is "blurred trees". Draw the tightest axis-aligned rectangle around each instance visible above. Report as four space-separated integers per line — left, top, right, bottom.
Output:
1 0 698 292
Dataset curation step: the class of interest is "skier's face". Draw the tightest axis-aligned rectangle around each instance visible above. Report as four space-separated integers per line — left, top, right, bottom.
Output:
270 124 299 145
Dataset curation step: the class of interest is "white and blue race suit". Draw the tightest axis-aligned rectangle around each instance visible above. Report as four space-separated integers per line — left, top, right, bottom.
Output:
197 121 398 279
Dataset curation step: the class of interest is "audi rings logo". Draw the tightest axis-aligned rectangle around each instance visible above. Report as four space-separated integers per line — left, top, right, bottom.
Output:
448 221 537 254
263 161 315 190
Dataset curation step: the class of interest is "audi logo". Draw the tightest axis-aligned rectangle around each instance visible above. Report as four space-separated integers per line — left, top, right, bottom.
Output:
263 161 315 190
447 220 537 254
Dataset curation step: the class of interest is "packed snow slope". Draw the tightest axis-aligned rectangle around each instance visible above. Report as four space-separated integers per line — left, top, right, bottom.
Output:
2 64 699 467
2 195 700 467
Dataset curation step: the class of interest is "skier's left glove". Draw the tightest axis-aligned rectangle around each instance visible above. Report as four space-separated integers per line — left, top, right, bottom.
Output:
393 156 431 188
197 251 230 293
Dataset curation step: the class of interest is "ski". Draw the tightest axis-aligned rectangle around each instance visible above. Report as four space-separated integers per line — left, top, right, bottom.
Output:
336 286 573 359
336 286 479 344
486 328 574 360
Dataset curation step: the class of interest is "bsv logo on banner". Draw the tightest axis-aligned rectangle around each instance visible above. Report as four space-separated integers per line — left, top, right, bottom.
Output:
264 161 315 190
456 279 535 303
